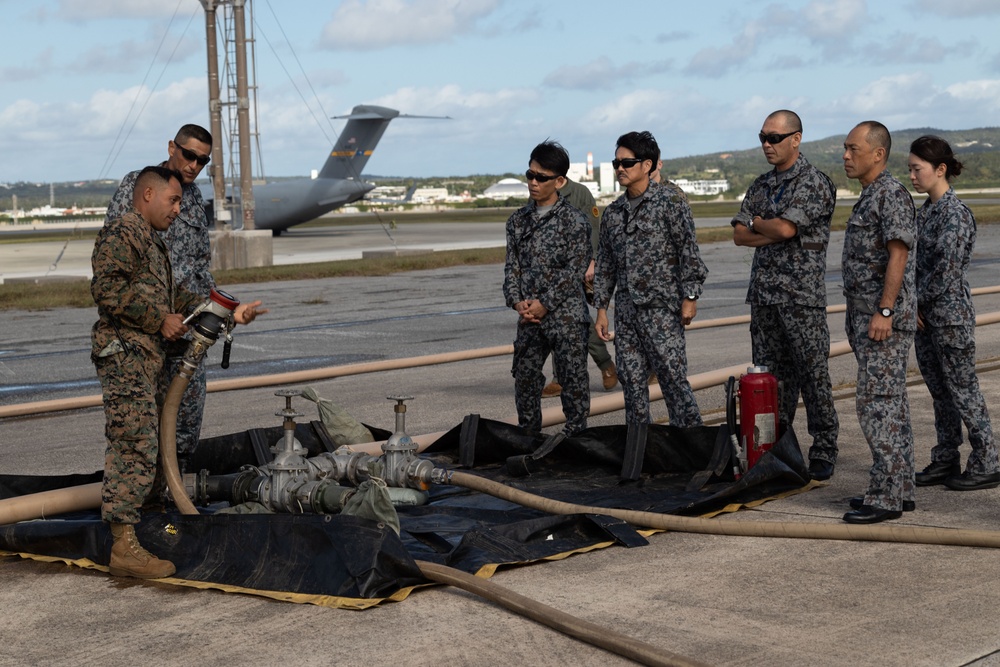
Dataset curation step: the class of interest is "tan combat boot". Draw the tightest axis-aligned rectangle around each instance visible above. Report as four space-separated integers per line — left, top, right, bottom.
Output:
601 363 619 391
109 523 176 579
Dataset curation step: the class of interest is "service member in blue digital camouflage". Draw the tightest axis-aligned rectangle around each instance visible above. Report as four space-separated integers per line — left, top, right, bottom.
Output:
94 167 264 579
840 121 917 525
732 110 840 481
503 141 592 435
593 131 707 426
540 177 619 398
907 135 1000 491
106 124 215 463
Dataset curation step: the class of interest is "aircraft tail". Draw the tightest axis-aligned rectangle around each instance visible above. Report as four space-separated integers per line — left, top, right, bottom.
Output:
319 105 449 180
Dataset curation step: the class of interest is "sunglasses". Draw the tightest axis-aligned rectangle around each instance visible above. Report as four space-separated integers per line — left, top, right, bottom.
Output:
525 170 561 183
758 131 797 145
176 143 211 166
612 157 643 170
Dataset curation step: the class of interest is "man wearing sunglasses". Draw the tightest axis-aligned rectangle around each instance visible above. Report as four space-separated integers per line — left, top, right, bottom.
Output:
503 141 592 435
731 110 840 482
105 124 215 468
593 131 707 427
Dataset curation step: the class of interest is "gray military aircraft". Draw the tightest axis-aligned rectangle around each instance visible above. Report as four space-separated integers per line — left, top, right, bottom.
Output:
209 104 442 235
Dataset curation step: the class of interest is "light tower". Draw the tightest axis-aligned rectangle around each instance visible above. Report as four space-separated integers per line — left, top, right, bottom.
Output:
199 0 272 270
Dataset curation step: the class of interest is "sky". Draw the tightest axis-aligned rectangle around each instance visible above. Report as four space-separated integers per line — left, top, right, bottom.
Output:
2 0 999 183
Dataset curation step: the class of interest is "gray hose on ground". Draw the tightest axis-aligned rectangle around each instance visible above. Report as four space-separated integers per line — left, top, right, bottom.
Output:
159 372 199 515
446 471 1000 549
416 560 712 667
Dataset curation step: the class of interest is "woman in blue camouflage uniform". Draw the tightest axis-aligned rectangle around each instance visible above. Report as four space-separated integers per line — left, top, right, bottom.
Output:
908 135 1000 491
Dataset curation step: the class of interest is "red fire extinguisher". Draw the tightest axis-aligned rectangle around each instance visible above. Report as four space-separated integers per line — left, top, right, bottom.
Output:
727 366 779 476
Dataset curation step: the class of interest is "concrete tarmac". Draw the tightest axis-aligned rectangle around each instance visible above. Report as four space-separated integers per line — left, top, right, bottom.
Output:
2 222 1000 666
0 215 733 282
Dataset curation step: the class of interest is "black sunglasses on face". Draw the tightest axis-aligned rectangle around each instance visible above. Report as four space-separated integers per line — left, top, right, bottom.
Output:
612 158 643 170
525 170 561 183
177 144 211 166
758 131 797 145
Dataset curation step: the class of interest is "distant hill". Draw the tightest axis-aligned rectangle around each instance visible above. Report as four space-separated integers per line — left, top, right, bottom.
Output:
4 128 999 211
661 127 1000 195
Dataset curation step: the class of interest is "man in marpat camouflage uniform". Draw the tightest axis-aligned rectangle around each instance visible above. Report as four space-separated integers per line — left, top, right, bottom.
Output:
840 121 917 524
732 110 840 481
93 166 263 579
106 124 215 463
503 141 592 435
593 131 707 426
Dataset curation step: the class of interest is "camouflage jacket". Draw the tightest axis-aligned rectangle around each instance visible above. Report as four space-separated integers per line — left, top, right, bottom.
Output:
593 180 707 311
503 195 592 323
916 187 976 326
91 209 202 363
733 154 835 307
841 170 917 331
559 179 600 253
107 167 215 298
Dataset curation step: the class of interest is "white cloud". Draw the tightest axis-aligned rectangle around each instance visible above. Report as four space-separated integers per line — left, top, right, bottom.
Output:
0 77 208 181
828 74 1000 133
371 84 539 116
799 0 866 41
655 30 692 44
860 32 978 65
543 57 672 91
69 34 202 75
685 22 766 78
945 79 1000 102
40 0 201 22
319 0 502 51
578 88 715 136
911 0 1000 16
0 48 54 83
838 72 933 116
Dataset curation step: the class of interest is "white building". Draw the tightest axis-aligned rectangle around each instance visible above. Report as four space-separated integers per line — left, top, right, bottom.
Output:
481 178 529 200
599 162 620 195
673 178 730 196
411 187 449 203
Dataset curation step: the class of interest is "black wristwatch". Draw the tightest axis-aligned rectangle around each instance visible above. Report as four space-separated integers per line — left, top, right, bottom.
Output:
879 307 894 317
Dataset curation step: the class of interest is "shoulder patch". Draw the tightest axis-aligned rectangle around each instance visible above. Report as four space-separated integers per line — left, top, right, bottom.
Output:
591 206 600 218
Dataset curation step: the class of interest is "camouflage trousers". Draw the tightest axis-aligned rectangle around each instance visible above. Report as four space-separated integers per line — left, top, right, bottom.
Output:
613 295 702 427
750 303 839 463
161 354 207 459
846 308 915 512
915 323 998 474
95 351 166 524
548 311 614 379
512 316 590 434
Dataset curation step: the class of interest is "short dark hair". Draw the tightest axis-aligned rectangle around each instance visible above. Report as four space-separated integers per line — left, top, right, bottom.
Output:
529 140 570 176
616 131 659 174
133 166 183 205
175 123 212 147
767 109 802 134
910 135 963 181
858 120 891 159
